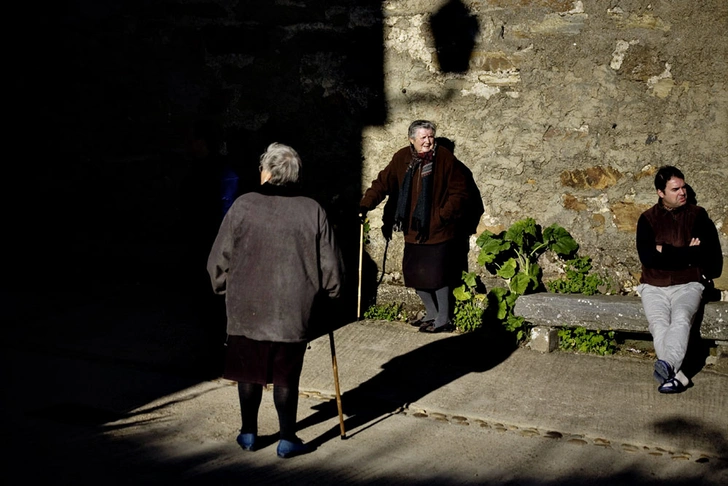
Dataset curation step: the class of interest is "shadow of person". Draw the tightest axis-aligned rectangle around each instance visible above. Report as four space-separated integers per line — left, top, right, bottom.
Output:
298 322 517 447
653 416 728 460
430 0 480 74
436 136 484 296
681 187 723 379
681 303 716 381
686 183 698 205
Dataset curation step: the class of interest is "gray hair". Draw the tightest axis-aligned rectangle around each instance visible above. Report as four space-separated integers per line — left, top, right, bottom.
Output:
408 120 437 139
259 142 302 185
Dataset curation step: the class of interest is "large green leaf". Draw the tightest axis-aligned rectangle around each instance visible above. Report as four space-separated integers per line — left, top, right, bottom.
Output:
528 262 541 279
477 235 510 255
495 299 508 320
487 287 510 320
510 272 531 295
461 271 477 289
506 314 525 333
453 285 472 302
504 290 519 308
477 250 495 266
476 231 510 266
475 230 496 248
496 258 517 279
505 218 538 251
543 223 579 256
489 287 509 299
523 263 542 293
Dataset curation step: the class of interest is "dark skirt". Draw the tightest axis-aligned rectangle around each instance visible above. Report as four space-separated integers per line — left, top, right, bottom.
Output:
223 334 307 387
402 239 459 290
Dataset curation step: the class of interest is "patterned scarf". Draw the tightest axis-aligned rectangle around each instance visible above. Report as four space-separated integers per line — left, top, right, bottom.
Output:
394 146 435 243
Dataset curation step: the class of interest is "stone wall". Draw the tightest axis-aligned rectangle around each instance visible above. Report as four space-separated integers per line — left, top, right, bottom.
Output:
7 0 726 296
362 0 728 294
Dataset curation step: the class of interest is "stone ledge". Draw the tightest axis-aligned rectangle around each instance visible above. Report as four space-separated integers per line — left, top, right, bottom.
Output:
514 293 728 341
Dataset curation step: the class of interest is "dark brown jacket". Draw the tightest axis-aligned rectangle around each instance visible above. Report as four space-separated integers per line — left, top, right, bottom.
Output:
636 201 722 287
360 145 469 245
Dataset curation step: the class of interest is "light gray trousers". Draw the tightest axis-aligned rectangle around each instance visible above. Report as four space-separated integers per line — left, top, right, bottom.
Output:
638 282 704 372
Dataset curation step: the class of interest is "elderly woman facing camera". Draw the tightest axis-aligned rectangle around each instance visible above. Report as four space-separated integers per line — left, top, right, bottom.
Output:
207 143 344 458
360 120 469 333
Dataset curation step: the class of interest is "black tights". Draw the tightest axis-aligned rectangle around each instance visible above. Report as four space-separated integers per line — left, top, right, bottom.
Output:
238 382 299 440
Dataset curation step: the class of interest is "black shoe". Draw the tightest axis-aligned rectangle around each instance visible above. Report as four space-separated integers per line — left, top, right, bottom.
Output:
419 321 455 333
409 318 431 327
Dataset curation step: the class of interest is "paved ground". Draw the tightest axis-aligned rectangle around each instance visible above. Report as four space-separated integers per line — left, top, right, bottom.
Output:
2 286 727 485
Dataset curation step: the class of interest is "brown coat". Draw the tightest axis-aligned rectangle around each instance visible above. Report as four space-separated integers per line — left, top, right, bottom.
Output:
636 202 723 287
360 145 469 245
207 183 344 343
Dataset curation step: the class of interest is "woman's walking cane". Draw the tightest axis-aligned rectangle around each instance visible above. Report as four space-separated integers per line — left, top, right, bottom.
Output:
357 215 364 319
328 331 346 439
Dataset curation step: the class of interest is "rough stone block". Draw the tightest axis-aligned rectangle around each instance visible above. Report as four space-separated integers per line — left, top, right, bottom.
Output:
706 341 728 374
515 293 728 341
528 326 559 353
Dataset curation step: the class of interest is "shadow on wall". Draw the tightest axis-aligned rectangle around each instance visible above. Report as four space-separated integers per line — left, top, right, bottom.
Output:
431 0 480 73
3 0 387 464
6 0 386 298
4 2 489 476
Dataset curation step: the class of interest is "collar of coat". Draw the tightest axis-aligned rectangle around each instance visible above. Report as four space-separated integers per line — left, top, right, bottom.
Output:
257 182 301 197
656 199 693 215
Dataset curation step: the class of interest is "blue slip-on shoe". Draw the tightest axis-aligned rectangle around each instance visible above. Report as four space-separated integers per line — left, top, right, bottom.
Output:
653 359 674 384
277 438 312 459
658 377 687 394
236 433 257 451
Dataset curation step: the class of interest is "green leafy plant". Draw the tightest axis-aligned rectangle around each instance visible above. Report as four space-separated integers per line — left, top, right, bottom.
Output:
363 302 405 321
546 256 608 296
452 271 485 333
477 218 579 341
557 326 617 355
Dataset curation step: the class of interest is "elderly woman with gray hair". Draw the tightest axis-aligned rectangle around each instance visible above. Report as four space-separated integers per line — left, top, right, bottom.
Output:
360 120 469 332
207 142 344 458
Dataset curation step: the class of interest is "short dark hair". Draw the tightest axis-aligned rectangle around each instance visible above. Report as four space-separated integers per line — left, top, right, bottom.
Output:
654 165 685 191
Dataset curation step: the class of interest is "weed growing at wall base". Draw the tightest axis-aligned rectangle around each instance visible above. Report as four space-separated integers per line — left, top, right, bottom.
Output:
546 256 611 295
452 271 485 333
558 326 617 356
363 302 406 322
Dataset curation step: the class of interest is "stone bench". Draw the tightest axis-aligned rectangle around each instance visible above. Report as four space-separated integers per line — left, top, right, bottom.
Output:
514 293 728 353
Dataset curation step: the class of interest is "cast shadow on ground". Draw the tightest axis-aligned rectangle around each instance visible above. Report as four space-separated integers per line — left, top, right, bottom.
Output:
653 417 728 463
26 384 229 431
298 323 518 448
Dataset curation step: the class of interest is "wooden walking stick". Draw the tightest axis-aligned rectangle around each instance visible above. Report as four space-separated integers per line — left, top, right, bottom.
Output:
357 215 364 319
328 331 346 439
